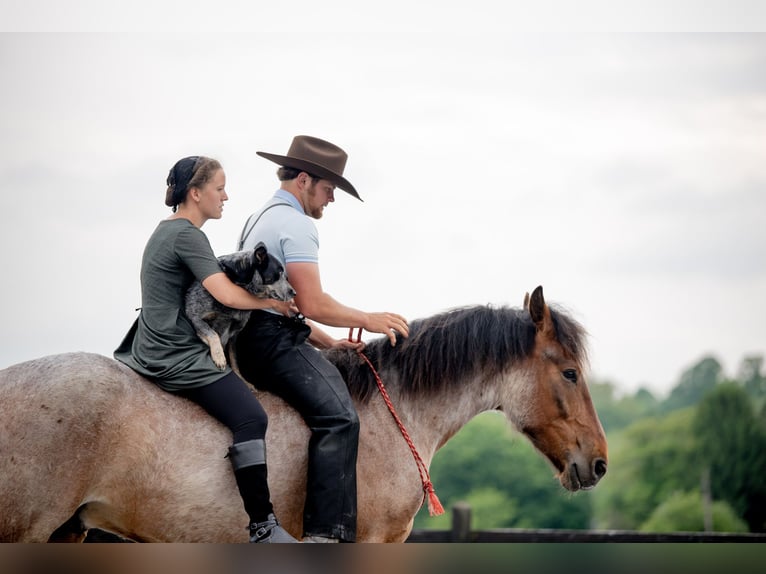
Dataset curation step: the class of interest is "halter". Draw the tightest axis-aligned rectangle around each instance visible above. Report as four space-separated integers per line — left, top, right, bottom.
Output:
348 327 444 516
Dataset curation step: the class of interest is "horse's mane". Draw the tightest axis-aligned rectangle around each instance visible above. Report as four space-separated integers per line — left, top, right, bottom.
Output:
324 303 588 405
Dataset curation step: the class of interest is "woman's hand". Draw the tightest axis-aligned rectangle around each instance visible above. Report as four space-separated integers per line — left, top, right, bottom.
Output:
268 299 300 318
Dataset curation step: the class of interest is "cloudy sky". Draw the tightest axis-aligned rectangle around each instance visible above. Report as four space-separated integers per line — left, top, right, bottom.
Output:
1 4 765 397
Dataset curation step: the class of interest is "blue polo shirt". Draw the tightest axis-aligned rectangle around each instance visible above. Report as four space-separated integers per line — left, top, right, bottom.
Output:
240 189 319 266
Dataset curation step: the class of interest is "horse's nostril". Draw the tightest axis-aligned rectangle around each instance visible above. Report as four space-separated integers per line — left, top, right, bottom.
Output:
593 458 607 479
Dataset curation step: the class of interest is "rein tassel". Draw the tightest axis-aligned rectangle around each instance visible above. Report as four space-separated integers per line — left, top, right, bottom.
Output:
424 481 445 516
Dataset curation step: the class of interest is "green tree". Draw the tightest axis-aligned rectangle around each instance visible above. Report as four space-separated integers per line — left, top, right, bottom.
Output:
639 490 748 533
693 383 766 531
737 354 766 402
460 488 519 529
589 380 659 433
414 412 592 530
661 355 723 413
590 408 702 530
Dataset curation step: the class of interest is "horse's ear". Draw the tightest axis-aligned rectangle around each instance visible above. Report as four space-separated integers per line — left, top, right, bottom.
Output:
528 286 553 334
523 292 530 310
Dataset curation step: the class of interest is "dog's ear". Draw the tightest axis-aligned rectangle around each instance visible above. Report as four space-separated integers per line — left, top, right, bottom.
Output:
253 242 270 273
219 251 256 285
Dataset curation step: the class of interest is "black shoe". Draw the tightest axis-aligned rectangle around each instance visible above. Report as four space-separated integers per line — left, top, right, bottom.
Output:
249 514 300 543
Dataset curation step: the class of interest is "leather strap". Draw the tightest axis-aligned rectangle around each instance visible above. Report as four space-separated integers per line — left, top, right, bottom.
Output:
237 202 292 251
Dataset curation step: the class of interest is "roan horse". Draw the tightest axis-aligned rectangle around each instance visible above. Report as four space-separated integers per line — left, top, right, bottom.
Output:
0 286 607 542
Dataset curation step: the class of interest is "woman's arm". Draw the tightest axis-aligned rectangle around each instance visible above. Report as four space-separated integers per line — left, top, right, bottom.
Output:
202 272 296 316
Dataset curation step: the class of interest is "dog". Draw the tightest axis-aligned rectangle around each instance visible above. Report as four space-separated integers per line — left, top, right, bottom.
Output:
185 242 296 370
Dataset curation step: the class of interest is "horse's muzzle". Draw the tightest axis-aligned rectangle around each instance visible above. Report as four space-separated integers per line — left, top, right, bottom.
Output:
564 456 608 491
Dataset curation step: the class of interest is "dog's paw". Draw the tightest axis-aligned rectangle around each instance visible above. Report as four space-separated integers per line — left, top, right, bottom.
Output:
211 348 228 370
203 338 228 370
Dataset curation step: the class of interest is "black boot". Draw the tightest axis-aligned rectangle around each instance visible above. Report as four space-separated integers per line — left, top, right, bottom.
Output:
228 439 299 543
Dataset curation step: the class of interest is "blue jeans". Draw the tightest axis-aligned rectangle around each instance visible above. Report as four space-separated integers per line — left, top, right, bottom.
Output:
235 311 359 542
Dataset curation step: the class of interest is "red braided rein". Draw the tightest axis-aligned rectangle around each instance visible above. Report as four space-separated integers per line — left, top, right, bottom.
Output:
348 327 444 516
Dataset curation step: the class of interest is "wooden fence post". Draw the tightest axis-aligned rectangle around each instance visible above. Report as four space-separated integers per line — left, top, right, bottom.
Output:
451 502 472 542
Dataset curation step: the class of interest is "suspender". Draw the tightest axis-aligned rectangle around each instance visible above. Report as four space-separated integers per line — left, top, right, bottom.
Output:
237 202 292 251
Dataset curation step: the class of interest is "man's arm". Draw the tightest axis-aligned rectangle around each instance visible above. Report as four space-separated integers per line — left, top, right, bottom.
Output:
286 261 409 346
304 319 365 351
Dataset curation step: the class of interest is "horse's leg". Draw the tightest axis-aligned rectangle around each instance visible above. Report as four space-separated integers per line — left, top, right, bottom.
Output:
83 529 132 542
47 506 88 542
49 501 146 543
78 500 149 542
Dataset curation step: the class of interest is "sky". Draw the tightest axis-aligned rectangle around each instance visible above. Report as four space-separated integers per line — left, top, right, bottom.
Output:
1 3 765 397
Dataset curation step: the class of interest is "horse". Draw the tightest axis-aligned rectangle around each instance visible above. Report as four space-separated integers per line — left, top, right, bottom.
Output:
0 286 607 542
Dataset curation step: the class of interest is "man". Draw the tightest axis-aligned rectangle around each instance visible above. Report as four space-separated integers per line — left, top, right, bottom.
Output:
235 135 409 543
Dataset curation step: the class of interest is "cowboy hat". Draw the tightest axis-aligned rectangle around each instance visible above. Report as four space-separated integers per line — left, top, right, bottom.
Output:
257 135 361 200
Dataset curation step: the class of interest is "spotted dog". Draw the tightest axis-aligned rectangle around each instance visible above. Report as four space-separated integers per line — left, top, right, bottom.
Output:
185 242 295 369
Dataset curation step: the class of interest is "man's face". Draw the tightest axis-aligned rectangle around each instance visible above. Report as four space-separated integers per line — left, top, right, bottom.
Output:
305 178 336 219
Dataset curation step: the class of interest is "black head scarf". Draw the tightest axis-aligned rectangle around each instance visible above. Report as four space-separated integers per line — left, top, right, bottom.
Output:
165 156 201 208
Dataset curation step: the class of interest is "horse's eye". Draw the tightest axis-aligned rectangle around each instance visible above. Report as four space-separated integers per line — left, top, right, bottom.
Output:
562 369 578 384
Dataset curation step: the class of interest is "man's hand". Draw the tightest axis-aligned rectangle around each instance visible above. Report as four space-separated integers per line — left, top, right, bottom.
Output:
329 338 366 352
364 312 409 346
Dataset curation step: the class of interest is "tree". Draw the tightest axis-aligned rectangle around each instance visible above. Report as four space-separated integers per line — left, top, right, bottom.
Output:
589 408 701 530
414 412 592 530
693 383 766 531
661 355 722 413
459 487 519 530
639 490 748 533
589 379 659 433
738 354 766 401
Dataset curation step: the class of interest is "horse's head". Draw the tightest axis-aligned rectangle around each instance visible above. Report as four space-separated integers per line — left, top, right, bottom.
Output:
508 286 608 492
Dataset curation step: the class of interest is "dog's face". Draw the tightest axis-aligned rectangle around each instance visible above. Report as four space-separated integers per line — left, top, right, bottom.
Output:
219 243 296 301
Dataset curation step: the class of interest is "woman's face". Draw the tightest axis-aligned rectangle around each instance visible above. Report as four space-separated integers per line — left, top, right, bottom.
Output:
196 168 228 220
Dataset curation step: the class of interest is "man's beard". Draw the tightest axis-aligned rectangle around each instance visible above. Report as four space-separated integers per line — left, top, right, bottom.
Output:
306 183 324 219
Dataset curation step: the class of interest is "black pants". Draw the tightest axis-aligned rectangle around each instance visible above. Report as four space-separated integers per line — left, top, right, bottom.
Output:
236 311 359 542
179 370 268 444
178 372 274 524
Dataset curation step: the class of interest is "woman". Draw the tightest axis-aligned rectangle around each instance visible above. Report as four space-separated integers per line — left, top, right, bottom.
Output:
114 156 299 543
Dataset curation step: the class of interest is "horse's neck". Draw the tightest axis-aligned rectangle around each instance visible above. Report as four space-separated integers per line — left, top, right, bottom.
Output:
375 371 502 464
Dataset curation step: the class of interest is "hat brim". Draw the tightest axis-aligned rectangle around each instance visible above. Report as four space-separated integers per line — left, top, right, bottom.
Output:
257 151 362 201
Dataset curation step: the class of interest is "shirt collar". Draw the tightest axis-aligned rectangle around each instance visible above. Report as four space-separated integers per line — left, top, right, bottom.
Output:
274 188 305 215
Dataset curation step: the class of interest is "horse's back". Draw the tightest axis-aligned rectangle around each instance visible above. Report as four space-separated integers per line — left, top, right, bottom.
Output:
0 353 133 540
0 351 153 445
0 351 413 542
0 352 306 542
0 352 226 541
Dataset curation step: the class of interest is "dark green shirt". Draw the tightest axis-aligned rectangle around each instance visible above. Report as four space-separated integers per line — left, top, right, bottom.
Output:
114 218 228 390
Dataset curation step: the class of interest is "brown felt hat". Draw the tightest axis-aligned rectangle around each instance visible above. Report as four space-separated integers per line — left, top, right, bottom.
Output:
257 135 361 201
